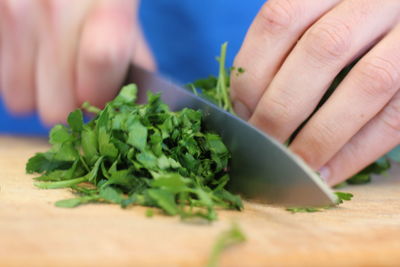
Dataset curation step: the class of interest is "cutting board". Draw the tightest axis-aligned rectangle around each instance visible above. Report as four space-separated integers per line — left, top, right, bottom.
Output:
1 136 400 267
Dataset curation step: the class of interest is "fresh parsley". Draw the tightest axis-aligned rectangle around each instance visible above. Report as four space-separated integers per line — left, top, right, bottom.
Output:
26 84 242 221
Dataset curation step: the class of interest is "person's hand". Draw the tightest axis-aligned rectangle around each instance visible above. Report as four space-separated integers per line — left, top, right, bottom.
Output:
0 0 154 124
231 0 400 186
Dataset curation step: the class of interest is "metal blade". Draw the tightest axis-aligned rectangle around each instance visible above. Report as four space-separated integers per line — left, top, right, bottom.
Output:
127 65 337 206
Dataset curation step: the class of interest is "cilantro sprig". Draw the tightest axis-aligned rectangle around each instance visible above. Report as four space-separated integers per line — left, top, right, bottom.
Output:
27 84 242 221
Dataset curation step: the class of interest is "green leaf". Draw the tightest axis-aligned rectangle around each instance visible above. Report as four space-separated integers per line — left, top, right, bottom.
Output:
26 152 64 174
53 142 79 161
112 84 138 106
82 101 101 114
127 120 148 151
147 189 179 215
98 127 118 159
152 173 189 194
68 109 84 132
347 173 371 185
137 150 158 169
49 125 73 145
206 133 228 154
34 160 83 181
55 196 99 208
81 126 98 164
55 198 84 208
335 191 353 204
86 156 104 183
100 186 124 204
102 169 138 190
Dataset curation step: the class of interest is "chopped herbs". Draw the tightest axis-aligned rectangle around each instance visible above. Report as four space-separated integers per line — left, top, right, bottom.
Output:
26 84 242 221
286 192 353 213
207 223 246 267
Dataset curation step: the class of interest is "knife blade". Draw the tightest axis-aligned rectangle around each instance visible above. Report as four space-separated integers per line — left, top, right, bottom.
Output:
127 65 337 206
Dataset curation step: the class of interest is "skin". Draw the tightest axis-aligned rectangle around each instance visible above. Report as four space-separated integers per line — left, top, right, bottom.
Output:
0 0 154 125
231 0 400 185
1 0 399 186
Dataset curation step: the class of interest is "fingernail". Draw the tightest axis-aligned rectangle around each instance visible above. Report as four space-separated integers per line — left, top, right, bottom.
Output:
318 166 330 183
233 100 251 120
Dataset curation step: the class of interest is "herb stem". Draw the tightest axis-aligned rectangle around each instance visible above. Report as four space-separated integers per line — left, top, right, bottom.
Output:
34 177 88 189
217 43 235 114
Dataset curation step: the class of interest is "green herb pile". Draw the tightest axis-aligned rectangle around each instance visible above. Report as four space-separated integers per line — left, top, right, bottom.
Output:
26 84 242 221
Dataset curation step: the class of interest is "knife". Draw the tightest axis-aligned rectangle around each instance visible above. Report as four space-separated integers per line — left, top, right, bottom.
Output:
127 65 337 207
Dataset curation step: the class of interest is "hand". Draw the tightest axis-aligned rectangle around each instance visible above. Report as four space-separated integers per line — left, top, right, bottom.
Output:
231 0 400 185
0 0 154 124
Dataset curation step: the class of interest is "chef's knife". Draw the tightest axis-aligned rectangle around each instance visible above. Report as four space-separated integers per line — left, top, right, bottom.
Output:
127 65 337 206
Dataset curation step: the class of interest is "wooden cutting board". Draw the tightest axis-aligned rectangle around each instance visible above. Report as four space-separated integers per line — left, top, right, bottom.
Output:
1 136 400 267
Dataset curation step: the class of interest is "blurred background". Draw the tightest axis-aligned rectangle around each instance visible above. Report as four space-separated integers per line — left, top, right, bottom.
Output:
0 0 264 136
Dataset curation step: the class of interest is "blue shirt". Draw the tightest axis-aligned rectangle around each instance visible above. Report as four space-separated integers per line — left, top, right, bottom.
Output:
0 1 264 135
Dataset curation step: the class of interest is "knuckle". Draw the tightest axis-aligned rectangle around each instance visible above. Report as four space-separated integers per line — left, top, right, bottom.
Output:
298 122 337 167
252 92 294 133
312 121 338 147
83 42 129 69
303 21 351 65
258 0 298 34
381 97 400 135
356 57 399 97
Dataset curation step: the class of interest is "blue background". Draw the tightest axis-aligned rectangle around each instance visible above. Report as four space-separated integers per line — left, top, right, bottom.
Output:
0 1 264 136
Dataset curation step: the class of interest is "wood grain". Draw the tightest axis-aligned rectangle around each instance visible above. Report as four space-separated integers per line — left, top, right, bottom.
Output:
1 136 400 267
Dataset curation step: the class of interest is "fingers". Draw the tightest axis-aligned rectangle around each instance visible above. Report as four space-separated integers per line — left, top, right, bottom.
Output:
248 0 400 143
0 0 37 114
322 90 400 186
290 23 400 169
76 0 148 108
36 0 94 125
231 0 340 119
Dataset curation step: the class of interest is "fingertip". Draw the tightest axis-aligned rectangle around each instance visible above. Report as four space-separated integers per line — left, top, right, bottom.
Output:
76 6 135 107
38 106 70 126
2 95 35 115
